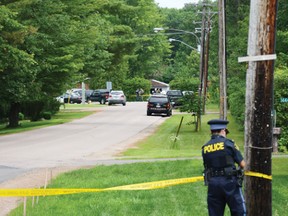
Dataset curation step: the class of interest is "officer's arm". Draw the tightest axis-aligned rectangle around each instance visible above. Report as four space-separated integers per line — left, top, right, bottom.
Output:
229 141 245 168
239 160 245 168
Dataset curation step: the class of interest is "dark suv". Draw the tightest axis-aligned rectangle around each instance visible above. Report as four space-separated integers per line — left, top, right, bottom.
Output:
147 94 172 116
87 89 110 104
166 90 183 107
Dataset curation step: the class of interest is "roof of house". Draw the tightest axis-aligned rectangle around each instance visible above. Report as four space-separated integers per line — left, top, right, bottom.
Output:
151 79 169 88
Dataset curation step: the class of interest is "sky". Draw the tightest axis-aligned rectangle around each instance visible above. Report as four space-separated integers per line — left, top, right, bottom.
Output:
154 0 198 9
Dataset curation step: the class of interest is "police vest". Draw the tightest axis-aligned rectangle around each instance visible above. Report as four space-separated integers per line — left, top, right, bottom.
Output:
202 138 235 169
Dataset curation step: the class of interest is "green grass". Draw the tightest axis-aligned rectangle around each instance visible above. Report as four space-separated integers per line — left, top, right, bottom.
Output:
120 112 244 159
9 158 288 216
272 157 288 215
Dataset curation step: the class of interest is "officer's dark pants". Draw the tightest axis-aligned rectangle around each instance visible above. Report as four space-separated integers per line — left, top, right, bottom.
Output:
207 176 246 216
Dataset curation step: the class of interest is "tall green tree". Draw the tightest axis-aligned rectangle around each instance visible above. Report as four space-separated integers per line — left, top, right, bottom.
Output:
0 5 36 127
15 0 92 93
124 0 171 79
156 4 211 85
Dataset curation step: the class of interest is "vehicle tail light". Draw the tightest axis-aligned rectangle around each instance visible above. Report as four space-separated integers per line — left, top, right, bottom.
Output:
147 102 153 108
121 95 124 98
166 103 170 108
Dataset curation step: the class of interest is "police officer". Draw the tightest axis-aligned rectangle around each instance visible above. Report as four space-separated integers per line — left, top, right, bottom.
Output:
202 119 246 216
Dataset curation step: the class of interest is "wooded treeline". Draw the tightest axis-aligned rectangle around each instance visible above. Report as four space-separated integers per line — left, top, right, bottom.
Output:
0 0 287 151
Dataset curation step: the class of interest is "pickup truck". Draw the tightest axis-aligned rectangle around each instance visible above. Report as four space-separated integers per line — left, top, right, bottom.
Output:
166 90 183 107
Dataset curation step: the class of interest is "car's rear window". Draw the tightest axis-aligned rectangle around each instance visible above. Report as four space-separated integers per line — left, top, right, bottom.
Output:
167 91 182 96
111 91 123 95
149 97 168 103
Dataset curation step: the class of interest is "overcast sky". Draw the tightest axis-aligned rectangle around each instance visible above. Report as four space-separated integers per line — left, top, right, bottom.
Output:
154 0 198 9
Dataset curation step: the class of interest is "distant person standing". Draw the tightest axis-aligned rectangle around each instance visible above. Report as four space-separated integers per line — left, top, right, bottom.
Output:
139 88 144 101
136 89 140 101
202 119 246 216
136 88 144 101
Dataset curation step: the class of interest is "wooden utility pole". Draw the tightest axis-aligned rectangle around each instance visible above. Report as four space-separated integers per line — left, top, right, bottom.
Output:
242 0 278 215
196 1 207 131
202 12 211 115
218 0 227 120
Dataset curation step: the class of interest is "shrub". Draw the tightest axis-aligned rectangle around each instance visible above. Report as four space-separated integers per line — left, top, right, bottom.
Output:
274 68 288 151
42 112 52 120
18 112 25 120
169 77 199 92
122 78 151 97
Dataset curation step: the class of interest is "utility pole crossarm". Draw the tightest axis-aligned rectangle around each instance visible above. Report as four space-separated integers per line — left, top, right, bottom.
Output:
238 54 277 63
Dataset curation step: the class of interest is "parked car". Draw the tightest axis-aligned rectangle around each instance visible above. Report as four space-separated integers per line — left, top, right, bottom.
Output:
73 89 94 102
56 95 65 103
87 89 110 104
147 94 172 116
108 90 126 106
166 90 183 107
58 92 82 104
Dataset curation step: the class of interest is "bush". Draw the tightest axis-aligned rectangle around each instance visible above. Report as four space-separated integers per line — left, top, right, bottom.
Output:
169 77 199 92
228 78 246 130
44 98 61 115
274 68 288 151
18 112 25 120
122 78 151 97
21 100 45 121
42 112 52 120
126 94 150 102
20 97 61 122
179 93 199 114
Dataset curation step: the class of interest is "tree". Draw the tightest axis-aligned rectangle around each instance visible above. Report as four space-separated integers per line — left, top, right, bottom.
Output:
0 5 37 127
274 67 288 151
122 77 151 99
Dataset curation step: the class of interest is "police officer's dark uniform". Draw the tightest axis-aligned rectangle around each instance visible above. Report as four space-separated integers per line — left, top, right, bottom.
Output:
202 119 246 216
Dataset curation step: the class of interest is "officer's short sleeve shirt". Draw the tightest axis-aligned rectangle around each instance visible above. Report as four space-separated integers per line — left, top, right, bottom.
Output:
202 135 243 168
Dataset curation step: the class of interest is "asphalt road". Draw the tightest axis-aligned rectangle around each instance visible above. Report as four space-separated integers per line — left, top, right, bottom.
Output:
0 102 167 183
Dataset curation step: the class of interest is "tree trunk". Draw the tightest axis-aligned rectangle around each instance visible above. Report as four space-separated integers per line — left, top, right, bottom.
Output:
8 102 21 128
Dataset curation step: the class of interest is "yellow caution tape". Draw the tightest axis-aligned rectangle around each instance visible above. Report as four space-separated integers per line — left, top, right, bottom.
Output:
0 171 272 197
0 176 204 197
244 171 272 180
106 176 204 191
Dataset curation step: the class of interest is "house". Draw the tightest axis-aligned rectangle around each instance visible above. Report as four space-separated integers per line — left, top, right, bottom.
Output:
150 79 169 94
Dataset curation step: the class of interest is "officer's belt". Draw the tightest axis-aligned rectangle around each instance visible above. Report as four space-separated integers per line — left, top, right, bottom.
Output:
208 168 237 177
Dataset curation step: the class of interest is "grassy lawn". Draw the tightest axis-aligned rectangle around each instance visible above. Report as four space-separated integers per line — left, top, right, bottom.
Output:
5 104 288 215
120 112 244 159
9 158 288 216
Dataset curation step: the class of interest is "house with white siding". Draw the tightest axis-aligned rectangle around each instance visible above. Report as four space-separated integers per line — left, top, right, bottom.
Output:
150 79 169 94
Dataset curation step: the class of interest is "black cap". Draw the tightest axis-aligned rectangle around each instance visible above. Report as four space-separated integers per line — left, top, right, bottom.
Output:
208 119 229 130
